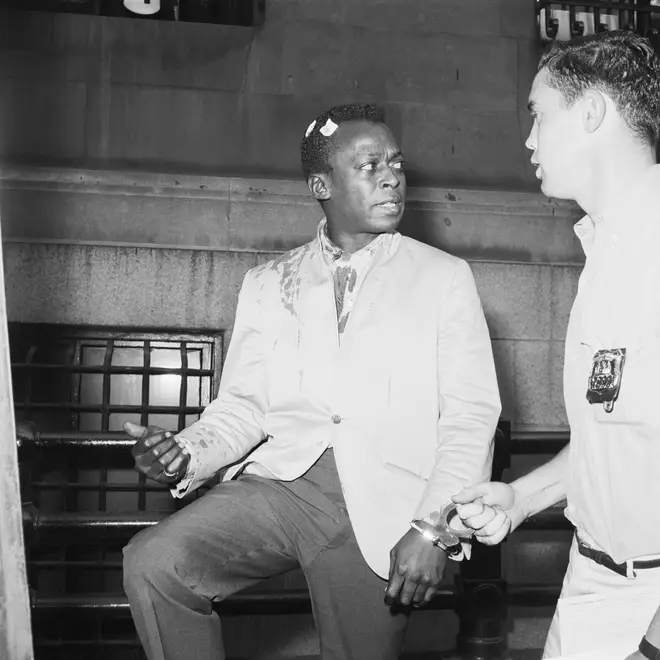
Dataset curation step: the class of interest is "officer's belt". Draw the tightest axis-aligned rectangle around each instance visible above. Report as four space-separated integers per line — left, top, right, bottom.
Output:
576 534 660 577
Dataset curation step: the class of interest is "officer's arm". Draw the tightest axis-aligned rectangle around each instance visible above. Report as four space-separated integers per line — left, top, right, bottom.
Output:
511 443 570 524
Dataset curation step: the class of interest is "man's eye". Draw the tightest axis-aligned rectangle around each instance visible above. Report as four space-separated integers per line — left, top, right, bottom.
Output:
391 161 405 171
360 162 377 171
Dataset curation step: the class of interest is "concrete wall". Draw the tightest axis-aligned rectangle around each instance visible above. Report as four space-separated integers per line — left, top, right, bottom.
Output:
0 0 539 189
0 1 582 656
1 164 581 657
1 165 583 437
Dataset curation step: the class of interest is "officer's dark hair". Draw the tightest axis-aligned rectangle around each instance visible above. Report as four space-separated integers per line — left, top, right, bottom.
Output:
300 102 385 180
539 30 660 148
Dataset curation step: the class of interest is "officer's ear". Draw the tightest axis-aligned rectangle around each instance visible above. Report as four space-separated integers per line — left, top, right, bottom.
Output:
308 173 331 202
581 88 607 135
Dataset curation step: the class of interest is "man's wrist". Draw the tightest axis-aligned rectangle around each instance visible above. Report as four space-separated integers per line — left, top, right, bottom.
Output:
410 519 462 557
509 482 529 529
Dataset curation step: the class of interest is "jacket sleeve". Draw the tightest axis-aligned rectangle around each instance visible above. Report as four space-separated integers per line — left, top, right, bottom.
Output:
171 268 268 497
414 258 501 522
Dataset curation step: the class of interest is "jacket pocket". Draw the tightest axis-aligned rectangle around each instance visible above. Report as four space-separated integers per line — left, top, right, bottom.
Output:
382 461 428 482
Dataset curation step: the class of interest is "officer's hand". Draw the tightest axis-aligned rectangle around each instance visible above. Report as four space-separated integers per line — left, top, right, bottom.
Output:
124 421 190 485
451 482 523 545
385 528 447 609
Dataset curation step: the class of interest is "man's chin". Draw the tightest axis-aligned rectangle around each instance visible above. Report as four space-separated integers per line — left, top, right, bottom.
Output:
539 178 572 202
370 214 402 233
539 177 556 198
372 204 404 224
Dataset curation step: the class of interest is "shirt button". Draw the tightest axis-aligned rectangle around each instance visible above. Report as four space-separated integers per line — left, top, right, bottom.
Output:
331 414 342 424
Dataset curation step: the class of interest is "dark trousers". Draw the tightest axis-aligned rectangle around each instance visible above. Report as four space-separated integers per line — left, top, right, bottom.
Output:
123 449 410 660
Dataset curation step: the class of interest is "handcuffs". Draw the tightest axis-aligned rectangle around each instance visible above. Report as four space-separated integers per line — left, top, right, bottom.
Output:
410 502 474 557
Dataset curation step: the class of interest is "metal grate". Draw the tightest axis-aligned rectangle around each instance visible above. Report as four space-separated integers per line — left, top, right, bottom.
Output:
537 0 660 49
11 323 223 659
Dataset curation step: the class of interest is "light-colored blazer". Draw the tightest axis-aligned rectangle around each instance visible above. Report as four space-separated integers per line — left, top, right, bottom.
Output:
175 233 501 578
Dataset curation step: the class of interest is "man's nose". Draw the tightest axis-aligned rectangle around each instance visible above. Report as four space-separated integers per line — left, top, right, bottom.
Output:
525 127 536 152
380 168 400 188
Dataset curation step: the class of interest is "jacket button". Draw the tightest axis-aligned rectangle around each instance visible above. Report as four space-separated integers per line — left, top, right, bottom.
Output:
331 414 342 424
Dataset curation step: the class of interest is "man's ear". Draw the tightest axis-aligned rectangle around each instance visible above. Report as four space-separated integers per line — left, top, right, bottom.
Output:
308 173 331 201
582 89 607 135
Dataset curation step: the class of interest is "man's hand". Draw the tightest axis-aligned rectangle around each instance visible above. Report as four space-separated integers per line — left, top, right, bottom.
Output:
451 482 525 546
125 421 190 485
624 650 644 660
385 528 447 609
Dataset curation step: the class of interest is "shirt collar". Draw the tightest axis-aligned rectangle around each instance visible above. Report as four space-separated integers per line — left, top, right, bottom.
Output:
318 218 344 262
573 164 660 256
317 218 398 265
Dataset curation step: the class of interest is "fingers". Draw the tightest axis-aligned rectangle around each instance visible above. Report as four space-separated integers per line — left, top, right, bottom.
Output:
143 429 174 449
130 429 189 484
421 584 439 606
130 430 171 460
397 576 420 608
456 502 499 531
452 484 491 505
474 508 511 546
134 447 186 484
455 500 487 519
164 452 188 475
149 433 178 459
391 575 439 608
157 443 183 469
384 572 404 606
447 508 477 537
453 482 516 510
385 563 442 608
410 580 436 608
124 421 148 439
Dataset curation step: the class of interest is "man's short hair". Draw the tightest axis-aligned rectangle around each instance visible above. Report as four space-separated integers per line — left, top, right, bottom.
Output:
300 102 385 180
539 30 660 148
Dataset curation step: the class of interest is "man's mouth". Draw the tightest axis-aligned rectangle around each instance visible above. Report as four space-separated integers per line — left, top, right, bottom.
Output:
375 197 403 211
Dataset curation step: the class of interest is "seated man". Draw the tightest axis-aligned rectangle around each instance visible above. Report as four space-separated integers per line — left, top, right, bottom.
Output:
122 102 501 660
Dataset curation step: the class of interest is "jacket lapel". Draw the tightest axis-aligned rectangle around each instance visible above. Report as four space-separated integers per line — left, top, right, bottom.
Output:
288 242 340 402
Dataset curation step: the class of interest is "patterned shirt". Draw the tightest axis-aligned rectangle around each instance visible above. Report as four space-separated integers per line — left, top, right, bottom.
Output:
317 218 399 339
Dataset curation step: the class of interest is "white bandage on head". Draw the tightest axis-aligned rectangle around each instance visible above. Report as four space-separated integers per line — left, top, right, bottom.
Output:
320 117 339 137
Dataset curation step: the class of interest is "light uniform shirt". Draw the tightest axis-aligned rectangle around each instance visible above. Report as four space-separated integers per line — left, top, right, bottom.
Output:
564 165 660 563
